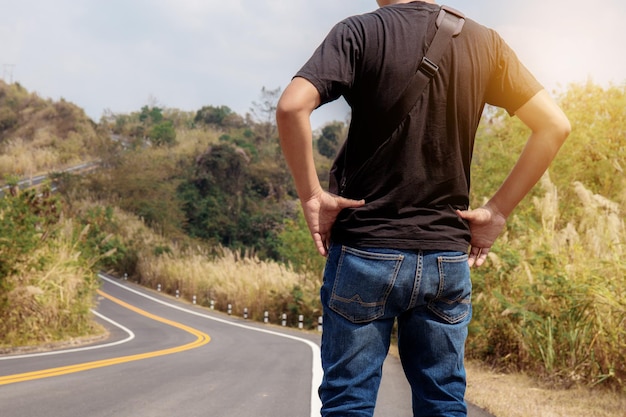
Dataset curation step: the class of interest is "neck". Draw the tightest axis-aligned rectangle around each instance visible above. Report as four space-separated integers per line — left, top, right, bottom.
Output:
395 0 436 3
381 0 436 5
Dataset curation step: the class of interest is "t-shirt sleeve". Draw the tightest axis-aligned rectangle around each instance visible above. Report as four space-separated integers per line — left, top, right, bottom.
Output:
484 31 543 115
295 21 359 107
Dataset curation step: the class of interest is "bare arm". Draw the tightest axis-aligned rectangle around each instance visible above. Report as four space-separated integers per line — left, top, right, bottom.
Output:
276 77 364 256
457 89 571 267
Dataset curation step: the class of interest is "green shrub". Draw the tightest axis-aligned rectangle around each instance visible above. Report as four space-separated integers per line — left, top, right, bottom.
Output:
0 191 101 347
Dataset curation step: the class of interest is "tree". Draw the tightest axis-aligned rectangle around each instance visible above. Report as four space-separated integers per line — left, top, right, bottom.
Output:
194 105 233 126
181 144 251 243
250 86 281 142
89 147 186 237
149 120 177 147
139 106 163 124
317 121 345 159
552 81 625 205
178 142 292 259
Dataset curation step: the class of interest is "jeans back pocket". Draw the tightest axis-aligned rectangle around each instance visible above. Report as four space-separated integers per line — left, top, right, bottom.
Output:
428 254 472 324
329 246 404 323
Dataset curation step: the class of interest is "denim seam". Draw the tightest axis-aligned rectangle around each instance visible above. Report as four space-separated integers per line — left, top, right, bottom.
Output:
407 250 423 310
343 245 406 261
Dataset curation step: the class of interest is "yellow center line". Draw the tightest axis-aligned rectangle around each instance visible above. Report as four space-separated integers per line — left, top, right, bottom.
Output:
0 289 211 386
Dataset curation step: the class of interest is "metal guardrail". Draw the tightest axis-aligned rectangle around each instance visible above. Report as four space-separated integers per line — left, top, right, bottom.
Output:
0 162 99 198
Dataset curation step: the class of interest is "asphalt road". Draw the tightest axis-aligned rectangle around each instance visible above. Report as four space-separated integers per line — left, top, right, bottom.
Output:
0 275 494 417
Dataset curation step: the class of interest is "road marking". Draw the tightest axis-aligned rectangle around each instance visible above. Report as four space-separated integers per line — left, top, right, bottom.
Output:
0 290 211 386
0 309 135 361
100 274 323 417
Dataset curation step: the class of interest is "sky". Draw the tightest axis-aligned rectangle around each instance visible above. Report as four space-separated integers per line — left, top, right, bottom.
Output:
1 0 625 129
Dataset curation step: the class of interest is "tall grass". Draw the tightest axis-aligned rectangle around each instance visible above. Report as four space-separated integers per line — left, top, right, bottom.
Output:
0 138 59 177
0 219 101 348
137 246 320 325
468 174 625 389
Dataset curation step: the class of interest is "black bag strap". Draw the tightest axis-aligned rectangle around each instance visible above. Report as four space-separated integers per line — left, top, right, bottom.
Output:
332 6 465 195
375 5 465 142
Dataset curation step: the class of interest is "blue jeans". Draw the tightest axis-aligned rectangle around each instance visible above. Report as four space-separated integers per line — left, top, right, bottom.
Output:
319 244 472 417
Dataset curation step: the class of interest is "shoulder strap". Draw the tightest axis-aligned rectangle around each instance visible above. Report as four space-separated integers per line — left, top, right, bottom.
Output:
375 5 465 142
331 6 465 195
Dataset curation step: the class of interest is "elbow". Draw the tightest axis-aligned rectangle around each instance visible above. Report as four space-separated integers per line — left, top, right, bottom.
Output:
275 77 320 128
517 89 571 148
562 117 572 139
554 114 571 146
540 108 571 149
276 93 303 131
541 118 570 156
529 113 571 156
276 98 295 127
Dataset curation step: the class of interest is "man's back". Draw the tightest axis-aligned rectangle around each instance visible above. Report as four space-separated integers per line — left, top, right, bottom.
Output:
295 2 542 251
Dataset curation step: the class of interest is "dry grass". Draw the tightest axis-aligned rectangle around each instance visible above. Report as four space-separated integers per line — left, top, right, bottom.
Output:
0 138 59 177
468 174 625 390
172 127 219 157
465 360 626 417
0 81 105 181
137 247 320 322
0 219 101 347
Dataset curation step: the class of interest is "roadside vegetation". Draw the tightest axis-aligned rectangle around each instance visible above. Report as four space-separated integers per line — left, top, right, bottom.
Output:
0 187 102 346
467 82 625 390
0 79 624 410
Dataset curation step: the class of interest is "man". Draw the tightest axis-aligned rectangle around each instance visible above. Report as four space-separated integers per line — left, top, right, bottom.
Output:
276 1 570 416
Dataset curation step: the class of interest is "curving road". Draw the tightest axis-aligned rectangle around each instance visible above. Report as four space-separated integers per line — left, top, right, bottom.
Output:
0 275 493 417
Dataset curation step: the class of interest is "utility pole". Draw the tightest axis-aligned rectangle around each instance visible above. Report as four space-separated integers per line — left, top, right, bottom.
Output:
2 64 15 83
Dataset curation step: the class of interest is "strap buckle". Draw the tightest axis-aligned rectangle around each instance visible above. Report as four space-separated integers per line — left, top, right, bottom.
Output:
418 57 439 78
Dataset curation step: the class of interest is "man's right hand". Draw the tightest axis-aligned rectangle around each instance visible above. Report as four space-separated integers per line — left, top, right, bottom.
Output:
301 191 365 257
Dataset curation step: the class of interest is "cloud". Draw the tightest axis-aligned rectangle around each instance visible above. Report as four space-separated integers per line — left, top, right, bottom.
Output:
0 0 623 128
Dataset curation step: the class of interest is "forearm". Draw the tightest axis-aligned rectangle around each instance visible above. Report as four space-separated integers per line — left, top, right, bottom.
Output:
277 78 365 256
276 77 324 202
487 90 570 218
487 130 563 217
277 110 323 201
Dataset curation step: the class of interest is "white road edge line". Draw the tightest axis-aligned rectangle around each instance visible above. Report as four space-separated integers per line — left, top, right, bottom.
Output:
0 309 135 361
99 274 323 417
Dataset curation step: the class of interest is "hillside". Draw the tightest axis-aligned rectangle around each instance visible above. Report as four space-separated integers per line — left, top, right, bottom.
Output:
0 80 109 182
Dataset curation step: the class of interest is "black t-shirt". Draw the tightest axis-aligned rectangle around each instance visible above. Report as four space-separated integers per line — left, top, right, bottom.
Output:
295 2 542 252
